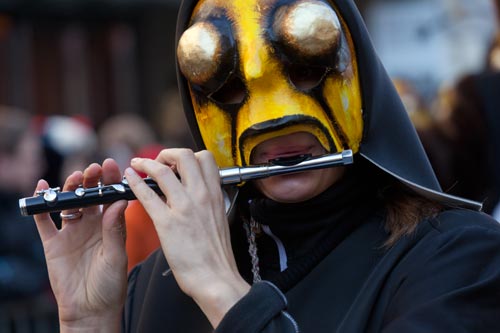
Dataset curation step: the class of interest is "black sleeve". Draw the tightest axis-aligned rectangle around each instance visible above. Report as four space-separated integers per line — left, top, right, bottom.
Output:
121 264 141 333
215 281 299 333
382 222 500 333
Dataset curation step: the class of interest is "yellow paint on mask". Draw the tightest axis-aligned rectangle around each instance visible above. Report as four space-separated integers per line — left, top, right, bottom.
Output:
232 2 267 80
185 0 363 167
323 17 363 152
191 93 234 166
237 76 343 166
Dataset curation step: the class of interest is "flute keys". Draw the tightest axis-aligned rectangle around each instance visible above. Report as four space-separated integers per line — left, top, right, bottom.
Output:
72 183 127 198
39 188 60 203
110 184 126 193
75 187 86 197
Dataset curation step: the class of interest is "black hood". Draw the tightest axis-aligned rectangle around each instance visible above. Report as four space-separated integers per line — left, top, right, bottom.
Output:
175 0 482 210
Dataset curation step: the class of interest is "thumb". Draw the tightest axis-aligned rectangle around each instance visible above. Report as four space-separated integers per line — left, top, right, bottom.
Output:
102 200 129 268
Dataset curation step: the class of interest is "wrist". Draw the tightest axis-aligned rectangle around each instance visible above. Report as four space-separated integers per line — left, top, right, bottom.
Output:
192 274 250 328
59 311 121 333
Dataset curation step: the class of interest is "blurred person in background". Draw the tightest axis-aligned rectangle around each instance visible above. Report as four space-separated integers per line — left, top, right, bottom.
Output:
156 87 195 149
392 77 433 130
431 79 498 214
33 115 99 230
0 106 48 299
0 106 57 329
96 113 166 270
36 115 99 186
392 78 455 197
486 0 500 72
97 113 158 173
429 0 500 217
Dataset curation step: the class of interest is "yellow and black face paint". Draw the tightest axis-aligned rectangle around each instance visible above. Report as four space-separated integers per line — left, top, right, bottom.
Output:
177 0 363 167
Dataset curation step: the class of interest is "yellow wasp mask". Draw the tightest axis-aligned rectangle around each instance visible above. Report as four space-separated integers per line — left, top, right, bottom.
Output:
175 0 482 210
176 0 362 167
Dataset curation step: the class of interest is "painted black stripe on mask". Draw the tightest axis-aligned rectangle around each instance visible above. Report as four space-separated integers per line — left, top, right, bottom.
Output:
312 88 349 148
238 115 336 166
231 110 238 162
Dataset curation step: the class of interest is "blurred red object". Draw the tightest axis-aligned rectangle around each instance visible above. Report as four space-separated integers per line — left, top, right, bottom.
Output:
125 143 164 271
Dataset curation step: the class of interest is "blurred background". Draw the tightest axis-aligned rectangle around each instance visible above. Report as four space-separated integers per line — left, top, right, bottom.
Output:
0 0 498 331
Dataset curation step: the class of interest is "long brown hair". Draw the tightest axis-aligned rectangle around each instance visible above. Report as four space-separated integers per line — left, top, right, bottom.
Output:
382 183 443 247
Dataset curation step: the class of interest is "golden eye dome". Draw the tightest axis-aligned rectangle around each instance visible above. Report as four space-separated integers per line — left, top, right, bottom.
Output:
273 0 342 57
177 21 223 85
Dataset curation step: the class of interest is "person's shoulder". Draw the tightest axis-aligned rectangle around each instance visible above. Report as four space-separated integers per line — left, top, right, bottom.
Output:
386 208 500 286
380 209 500 332
407 208 500 262
429 208 500 234
390 208 500 266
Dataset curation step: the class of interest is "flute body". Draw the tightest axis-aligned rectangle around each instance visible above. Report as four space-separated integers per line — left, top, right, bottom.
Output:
19 150 353 216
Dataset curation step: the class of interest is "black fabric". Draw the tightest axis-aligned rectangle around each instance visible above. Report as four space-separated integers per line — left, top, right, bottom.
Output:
245 161 385 291
215 281 289 333
123 250 212 333
123 209 500 332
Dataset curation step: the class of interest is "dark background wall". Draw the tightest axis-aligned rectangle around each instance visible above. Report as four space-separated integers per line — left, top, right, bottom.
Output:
0 0 181 138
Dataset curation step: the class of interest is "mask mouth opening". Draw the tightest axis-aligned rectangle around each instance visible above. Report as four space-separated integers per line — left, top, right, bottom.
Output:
239 115 337 166
267 153 313 166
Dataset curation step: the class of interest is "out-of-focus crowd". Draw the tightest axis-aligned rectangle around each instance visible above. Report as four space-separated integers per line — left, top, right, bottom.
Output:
0 89 194 331
393 25 500 218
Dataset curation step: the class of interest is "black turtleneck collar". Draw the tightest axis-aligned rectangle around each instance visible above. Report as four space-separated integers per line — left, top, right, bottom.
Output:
250 168 369 238
232 159 389 291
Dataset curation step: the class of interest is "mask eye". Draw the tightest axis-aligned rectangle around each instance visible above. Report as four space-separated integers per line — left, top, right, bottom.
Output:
273 0 342 58
177 22 222 85
209 76 246 105
177 18 237 92
288 64 329 91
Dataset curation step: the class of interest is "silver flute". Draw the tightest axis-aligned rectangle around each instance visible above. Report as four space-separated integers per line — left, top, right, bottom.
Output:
19 150 353 216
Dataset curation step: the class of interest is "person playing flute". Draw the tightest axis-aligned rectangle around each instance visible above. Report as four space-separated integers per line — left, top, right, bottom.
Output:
32 0 500 332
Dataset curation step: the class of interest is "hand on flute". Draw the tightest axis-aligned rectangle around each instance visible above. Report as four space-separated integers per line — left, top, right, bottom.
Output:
125 149 250 328
32 149 251 330
33 159 128 332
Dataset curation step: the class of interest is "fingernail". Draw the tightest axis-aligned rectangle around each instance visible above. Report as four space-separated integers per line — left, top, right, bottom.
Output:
131 158 141 164
124 167 136 177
